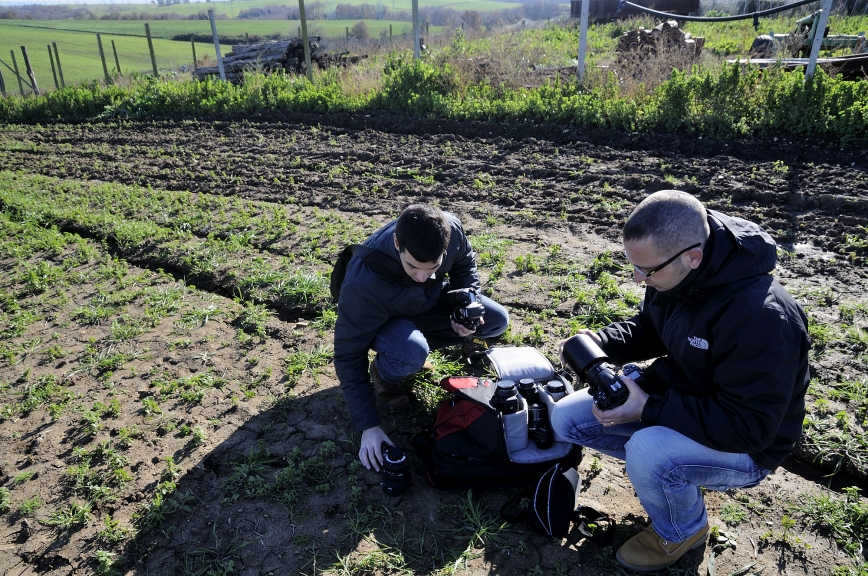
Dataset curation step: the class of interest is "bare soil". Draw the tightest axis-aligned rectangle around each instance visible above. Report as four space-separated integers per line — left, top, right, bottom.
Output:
0 114 866 576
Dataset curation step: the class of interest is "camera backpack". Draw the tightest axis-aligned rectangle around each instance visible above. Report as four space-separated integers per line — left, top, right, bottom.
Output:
412 347 583 491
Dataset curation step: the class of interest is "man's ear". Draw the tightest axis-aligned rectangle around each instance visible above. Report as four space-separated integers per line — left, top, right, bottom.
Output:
393 233 400 252
686 247 703 270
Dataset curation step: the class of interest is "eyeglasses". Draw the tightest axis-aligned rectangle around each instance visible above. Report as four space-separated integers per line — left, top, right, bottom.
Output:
627 243 701 278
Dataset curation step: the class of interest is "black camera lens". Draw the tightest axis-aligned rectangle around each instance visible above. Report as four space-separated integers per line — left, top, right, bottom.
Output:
545 380 566 401
381 443 410 497
562 334 630 411
533 425 554 450
492 380 521 414
527 403 548 430
518 379 539 405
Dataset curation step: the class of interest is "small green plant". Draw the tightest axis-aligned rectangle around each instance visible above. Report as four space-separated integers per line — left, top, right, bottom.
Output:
41 501 93 530
0 487 11 513
93 549 124 576
719 502 749 525
191 426 207 446
18 496 43 516
96 515 134 543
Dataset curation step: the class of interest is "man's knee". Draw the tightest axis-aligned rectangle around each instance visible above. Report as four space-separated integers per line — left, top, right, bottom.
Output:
377 330 430 376
625 427 674 480
479 297 509 338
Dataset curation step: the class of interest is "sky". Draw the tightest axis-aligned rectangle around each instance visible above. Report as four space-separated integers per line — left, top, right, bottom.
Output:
0 0 231 5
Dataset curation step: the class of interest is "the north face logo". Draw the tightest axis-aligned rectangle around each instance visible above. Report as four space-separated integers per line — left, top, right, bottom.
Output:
688 336 709 350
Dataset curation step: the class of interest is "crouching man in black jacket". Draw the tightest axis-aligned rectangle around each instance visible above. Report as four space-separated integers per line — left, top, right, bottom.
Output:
551 190 810 572
334 204 509 472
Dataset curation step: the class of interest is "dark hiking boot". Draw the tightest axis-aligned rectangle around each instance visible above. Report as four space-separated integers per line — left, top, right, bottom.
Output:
370 361 410 410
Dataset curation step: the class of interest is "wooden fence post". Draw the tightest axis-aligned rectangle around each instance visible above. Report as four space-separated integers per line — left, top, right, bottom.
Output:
20 46 39 95
96 34 111 85
145 23 158 76
346 27 349 44
52 42 65 88
191 35 198 70
11 51 25 97
47 45 59 89
390 24 392 38
298 0 313 81
208 9 226 81
111 40 121 76
0 68 6 98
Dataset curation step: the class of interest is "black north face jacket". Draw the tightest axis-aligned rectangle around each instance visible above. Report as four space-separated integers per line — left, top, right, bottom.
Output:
334 213 479 432
598 210 810 471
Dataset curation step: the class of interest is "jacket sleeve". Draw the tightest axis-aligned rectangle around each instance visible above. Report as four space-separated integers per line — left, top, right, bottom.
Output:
333 280 390 432
597 295 667 364
640 303 804 455
446 221 480 292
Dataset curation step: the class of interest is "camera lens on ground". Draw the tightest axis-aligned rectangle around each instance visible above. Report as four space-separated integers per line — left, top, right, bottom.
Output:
381 443 411 497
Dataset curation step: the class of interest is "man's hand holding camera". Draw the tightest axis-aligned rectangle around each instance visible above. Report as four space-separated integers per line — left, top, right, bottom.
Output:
559 328 648 428
593 375 648 427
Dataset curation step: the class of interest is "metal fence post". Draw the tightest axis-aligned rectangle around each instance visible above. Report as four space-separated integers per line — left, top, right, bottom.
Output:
412 0 420 60
806 0 834 81
208 9 226 81
145 23 158 76
577 0 590 81
52 42 65 88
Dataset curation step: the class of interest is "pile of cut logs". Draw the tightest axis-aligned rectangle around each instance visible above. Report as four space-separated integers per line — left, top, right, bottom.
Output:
616 20 704 57
193 38 368 82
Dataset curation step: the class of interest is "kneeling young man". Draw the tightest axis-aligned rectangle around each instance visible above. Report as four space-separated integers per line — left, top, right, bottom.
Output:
551 190 810 572
334 204 509 472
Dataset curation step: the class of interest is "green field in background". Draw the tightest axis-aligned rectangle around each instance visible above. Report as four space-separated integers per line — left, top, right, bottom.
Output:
46 0 515 19
5 19 444 40
0 21 212 88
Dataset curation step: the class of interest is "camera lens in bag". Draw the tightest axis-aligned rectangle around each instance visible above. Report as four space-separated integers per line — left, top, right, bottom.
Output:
491 380 521 414
545 380 566 401
381 443 411 497
518 378 539 405
527 404 553 450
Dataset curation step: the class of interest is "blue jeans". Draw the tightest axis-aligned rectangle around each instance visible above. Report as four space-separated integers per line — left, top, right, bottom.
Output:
371 294 509 383
550 388 770 543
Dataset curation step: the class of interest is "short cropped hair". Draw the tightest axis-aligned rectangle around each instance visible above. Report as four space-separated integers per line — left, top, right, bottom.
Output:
395 204 451 263
623 190 710 255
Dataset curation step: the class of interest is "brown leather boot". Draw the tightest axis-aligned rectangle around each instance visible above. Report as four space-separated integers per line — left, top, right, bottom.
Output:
616 523 708 572
370 361 409 409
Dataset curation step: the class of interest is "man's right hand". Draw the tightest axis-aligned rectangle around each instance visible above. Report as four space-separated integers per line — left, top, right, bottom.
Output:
558 329 603 364
360 426 392 472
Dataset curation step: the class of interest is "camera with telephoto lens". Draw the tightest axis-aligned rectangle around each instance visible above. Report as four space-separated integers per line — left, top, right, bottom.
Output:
446 288 486 330
562 334 644 411
381 443 411 497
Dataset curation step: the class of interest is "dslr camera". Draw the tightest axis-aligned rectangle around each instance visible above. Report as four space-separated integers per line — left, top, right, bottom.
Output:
562 334 644 411
446 288 485 330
